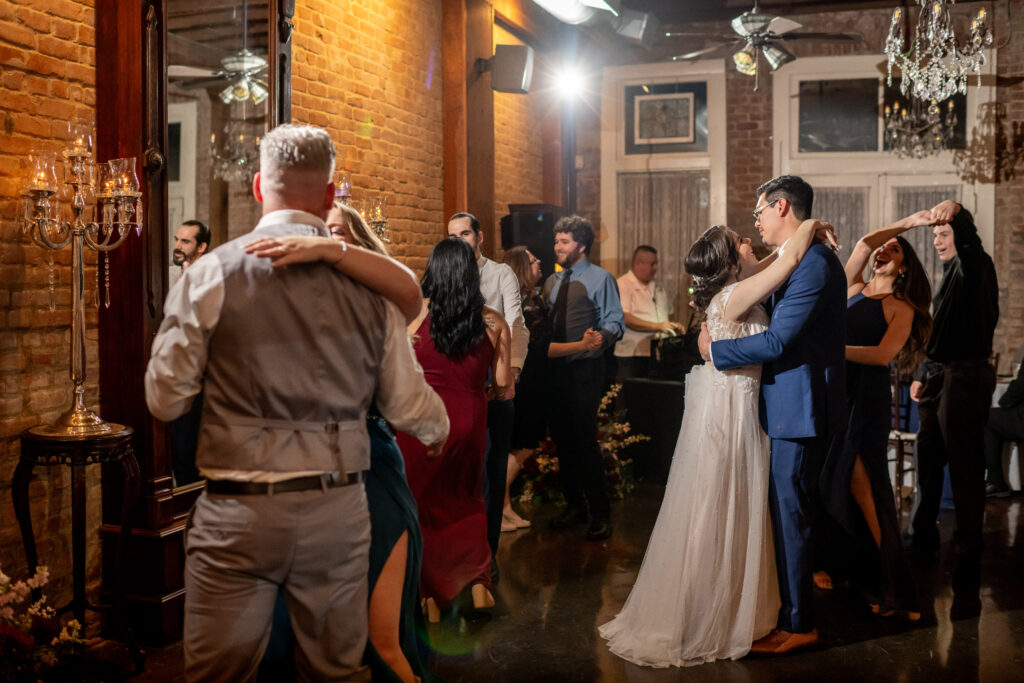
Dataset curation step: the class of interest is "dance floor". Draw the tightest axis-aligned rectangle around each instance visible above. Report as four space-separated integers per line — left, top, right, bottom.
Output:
140 483 1024 682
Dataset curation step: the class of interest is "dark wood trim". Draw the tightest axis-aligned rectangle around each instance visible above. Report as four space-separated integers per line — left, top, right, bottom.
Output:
466 0 496 257
442 0 469 222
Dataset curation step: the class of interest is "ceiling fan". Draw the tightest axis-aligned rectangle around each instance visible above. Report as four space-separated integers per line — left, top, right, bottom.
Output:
667 0 859 89
170 48 269 105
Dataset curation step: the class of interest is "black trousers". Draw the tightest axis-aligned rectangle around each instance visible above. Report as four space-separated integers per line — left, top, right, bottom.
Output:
170 391 204 487
912 363 995 556
550 357 610 519
984 405 1024 487
484 398 514 558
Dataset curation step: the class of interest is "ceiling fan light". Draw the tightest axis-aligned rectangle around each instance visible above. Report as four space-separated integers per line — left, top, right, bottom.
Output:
763 44 795 70
733 45 757 75
219 84 236 105
250 80 269 105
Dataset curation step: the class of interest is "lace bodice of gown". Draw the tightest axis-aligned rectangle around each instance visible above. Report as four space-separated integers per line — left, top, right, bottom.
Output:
705 282 769 388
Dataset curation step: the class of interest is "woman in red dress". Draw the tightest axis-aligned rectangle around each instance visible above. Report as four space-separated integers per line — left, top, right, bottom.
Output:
396 237 512 621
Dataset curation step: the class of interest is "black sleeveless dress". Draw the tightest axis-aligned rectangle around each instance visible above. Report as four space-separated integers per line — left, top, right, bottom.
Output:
821 291 918 613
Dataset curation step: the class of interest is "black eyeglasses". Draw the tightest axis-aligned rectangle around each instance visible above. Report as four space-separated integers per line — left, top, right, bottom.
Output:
752 198 780 219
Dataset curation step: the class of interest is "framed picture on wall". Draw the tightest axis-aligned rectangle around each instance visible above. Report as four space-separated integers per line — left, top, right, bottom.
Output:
624 81 707 155
634 92 695 145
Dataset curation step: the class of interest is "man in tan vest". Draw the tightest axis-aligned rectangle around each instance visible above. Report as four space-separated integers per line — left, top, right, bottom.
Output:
145 124 448 681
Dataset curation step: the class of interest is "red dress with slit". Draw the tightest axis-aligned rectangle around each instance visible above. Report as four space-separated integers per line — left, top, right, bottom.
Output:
395 315 493 607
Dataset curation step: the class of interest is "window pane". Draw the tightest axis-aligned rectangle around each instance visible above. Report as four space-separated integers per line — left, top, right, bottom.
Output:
798 78 878 153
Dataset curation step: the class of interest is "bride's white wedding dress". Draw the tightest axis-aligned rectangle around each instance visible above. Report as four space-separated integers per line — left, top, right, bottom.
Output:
599 283 781 668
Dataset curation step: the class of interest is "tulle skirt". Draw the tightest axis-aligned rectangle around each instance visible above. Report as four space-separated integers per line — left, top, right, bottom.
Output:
599 363 780 667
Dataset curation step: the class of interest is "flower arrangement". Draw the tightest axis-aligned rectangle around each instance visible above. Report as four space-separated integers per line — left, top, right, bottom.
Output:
596 383 648 499
0 565 84 683
514 384 647 504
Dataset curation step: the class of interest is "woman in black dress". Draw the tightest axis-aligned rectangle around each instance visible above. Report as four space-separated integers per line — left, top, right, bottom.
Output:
819 209 933 618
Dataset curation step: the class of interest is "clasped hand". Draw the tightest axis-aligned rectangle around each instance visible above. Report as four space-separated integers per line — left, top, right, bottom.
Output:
581 328 603 351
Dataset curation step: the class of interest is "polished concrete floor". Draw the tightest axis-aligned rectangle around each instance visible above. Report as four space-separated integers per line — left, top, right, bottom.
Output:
138 484 1024 682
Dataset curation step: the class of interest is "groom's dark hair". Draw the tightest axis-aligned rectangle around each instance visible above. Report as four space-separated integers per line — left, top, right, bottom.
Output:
757 175 813 220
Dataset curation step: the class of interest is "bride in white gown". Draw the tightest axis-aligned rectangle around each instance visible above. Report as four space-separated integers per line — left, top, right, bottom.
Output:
599 219 828 668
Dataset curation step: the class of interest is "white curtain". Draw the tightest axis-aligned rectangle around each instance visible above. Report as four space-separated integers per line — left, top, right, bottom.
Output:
617 171 710 323
814 186 870 268
894 185 961 294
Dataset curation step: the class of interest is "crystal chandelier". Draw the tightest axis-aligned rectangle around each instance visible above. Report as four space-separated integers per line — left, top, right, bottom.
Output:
884 1 992 102
954 102 1024 183
884 96 957 159
210 118 260 184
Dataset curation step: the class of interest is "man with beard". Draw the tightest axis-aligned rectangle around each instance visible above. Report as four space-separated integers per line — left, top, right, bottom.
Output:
170 219 211 284
543 215 624 541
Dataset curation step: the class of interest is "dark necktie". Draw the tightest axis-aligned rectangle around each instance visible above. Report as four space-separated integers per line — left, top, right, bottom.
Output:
553 268 572 342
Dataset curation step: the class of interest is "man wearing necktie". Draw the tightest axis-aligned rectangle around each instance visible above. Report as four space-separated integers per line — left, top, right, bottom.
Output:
542 215 625 541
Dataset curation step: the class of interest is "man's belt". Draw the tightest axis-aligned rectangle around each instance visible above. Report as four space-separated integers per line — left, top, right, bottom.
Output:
206 471 364 495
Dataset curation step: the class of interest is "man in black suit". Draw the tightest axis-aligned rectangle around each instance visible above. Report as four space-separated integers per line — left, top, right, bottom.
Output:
985 362 1024 497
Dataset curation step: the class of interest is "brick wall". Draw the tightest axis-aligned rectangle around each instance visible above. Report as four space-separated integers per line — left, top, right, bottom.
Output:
492 24 546 258
0 0 99 613
289 0 447 273
994 0 1024 366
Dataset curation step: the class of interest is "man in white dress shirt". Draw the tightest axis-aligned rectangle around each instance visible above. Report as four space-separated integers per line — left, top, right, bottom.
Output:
448 212 528 573
614 245 683 379
146 124 449 681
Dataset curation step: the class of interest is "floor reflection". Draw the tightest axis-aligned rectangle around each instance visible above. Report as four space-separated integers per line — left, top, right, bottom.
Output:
430 484 1024 683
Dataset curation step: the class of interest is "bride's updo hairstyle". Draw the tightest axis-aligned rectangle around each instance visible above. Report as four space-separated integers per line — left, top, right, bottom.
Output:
685 225 739 310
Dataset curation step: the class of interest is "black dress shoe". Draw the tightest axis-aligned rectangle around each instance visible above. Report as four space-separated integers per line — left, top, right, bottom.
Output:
585 519 612 541
549 507 588 529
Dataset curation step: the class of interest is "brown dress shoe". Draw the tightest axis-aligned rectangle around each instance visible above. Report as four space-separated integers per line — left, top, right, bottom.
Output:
771 628 819 654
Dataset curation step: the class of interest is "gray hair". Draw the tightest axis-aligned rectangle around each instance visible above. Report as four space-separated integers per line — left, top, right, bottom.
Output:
258 124 336 196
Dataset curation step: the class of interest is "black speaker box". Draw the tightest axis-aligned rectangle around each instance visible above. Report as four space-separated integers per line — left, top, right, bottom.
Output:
500 203 563 280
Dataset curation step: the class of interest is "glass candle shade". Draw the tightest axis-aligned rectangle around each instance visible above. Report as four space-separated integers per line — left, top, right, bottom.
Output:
25 152 59 194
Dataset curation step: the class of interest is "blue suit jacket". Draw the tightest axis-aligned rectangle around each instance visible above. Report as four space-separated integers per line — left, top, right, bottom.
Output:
711 242 847 440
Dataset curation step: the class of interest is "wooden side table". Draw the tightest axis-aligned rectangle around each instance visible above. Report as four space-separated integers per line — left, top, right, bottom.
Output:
12 424 142 665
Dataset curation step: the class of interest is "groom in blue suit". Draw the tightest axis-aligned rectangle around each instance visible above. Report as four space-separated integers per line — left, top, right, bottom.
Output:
699 176 846 654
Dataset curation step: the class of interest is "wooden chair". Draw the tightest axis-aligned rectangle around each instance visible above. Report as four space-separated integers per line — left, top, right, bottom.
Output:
888 366 917 510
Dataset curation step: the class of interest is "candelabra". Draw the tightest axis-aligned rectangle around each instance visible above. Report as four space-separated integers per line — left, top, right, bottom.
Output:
884 1 992 102
333 171 390 243
954 102 1024 184
884 96 957 159
366 196 390 244
18 122 143 437
210 118 261 184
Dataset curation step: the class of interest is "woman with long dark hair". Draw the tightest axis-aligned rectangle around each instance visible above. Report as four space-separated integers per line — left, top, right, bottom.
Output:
816 209 934 619
396 237 512 623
